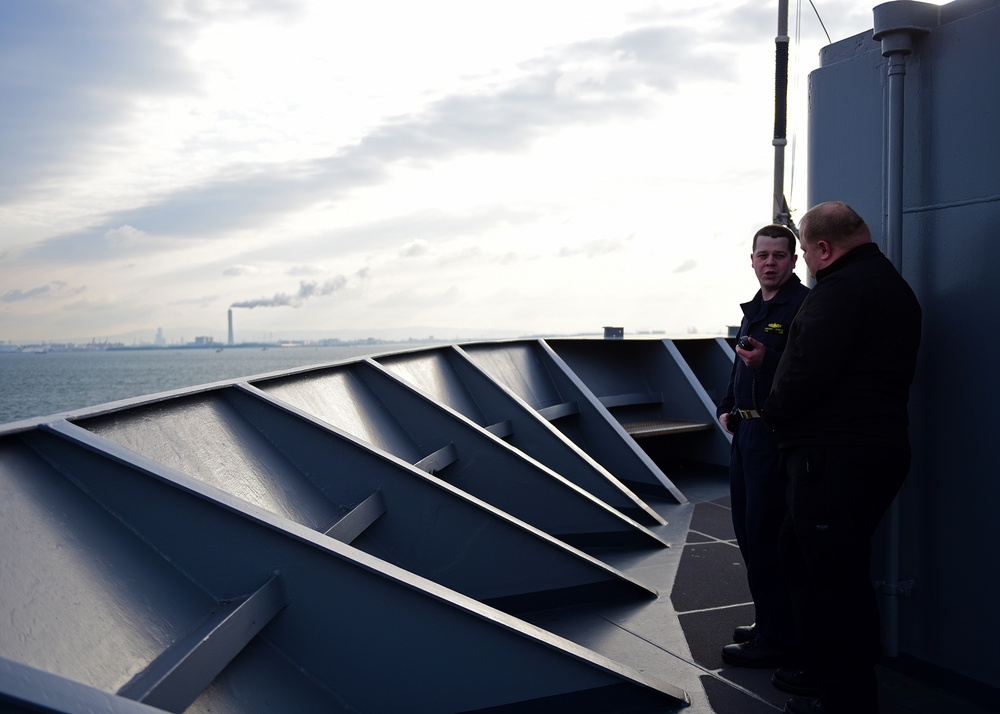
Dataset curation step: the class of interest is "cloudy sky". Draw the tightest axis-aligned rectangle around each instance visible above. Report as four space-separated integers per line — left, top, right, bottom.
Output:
0 0 940 344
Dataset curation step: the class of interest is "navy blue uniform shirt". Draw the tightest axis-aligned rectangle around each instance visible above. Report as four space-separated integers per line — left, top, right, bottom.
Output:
718 274 809 418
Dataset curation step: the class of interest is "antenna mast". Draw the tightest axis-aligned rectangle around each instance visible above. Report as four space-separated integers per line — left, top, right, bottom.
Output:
773 0 796 231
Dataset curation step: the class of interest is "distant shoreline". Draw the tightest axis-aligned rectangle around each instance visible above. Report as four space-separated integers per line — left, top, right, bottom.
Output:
0 337 453 354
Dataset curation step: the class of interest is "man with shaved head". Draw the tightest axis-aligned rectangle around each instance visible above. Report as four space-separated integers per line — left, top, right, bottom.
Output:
765 201 921 714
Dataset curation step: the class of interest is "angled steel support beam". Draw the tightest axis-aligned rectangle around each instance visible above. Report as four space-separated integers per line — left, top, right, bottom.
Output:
461 340 686 503
658 339 733 464
0 658 163 714
671 338 738 410
118 575 286 713
543 338 733 477
323 489 386 544
49 406 657 612
413 442 458 474
485 419 513 438
536 401 581 421
345 361 667 550
376 347 665 526
2 427 690 711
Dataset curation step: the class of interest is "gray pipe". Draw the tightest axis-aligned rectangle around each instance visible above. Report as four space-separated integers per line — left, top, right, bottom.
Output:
871 0 938 660
885 53 906 269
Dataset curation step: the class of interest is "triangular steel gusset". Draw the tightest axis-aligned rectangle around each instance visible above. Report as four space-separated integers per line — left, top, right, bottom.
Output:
0 424 690 712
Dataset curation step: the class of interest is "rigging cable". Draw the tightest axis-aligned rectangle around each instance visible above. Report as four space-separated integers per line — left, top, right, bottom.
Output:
808 0 833 44
789 0 802 211
787 0 832 214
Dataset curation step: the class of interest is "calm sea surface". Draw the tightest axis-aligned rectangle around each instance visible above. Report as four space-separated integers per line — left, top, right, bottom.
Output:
0 344 420 424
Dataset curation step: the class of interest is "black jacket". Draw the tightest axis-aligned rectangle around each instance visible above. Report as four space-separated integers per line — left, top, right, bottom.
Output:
717 274 809 418
764 242 921 449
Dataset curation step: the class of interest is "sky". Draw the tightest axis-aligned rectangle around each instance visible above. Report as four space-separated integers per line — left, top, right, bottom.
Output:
0 0 948 344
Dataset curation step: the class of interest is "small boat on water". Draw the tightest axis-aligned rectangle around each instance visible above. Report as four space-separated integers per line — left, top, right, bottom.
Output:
1 1 998 711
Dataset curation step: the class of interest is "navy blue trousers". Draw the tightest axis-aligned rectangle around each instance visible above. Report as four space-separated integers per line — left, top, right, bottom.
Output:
780 444 909 713
729 418 795 648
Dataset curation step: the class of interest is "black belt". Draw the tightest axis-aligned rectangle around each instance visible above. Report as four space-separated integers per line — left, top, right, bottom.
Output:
736 409 762 419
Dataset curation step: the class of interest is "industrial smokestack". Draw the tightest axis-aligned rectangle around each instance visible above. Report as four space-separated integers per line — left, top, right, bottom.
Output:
228 309 234 346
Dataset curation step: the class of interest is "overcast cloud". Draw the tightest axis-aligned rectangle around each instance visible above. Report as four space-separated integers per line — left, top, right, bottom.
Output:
0 0 925 343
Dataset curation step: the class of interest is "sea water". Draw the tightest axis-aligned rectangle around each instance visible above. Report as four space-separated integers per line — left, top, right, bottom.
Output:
0 344 420 424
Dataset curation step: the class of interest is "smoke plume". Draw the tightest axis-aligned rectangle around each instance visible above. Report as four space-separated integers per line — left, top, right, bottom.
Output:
231 277 347 309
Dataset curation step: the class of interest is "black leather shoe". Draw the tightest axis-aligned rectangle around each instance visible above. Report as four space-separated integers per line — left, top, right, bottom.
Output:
733 623 755 643
773 667 823 697
784 696 826 714
721 637 788 668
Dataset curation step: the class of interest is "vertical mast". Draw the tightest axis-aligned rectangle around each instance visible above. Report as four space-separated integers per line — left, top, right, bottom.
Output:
773 0 794 230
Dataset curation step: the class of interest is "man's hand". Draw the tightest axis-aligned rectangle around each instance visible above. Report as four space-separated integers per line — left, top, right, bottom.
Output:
720 412 734 435
736 335 765 369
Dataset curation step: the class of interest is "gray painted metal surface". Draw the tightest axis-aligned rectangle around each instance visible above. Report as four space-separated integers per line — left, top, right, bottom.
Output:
807 0 1000 695
376 345 667 526
545 339 731 468
1 414 689 712
460 340 695 502
1 337 731 712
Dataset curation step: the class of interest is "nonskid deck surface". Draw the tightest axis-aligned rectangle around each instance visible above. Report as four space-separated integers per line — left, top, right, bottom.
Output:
558 470 992 714
521 468 782 714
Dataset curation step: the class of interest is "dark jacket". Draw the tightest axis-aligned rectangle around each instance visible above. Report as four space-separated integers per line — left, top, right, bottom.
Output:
764 242 921 448
717 274 809 419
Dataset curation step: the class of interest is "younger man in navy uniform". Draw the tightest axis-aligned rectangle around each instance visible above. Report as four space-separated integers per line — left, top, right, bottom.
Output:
718 223 809 667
